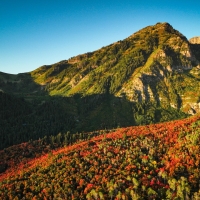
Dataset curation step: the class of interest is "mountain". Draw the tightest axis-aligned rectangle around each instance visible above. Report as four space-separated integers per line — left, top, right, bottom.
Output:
1 115 200 199
0 22 200 148
189 36 200 44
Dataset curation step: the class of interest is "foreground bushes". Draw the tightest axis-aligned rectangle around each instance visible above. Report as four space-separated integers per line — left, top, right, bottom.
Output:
0 115 200 199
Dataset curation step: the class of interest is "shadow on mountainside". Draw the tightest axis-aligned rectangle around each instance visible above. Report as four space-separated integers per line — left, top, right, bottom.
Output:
190 44 200 61
0 72 188 150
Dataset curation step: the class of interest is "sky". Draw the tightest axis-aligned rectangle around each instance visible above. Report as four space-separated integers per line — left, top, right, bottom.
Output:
1 0 200 74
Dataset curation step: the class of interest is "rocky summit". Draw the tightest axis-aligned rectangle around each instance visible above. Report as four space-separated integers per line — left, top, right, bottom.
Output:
189 36 200 44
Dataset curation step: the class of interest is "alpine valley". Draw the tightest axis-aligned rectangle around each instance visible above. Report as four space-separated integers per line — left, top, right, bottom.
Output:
0 22 200 199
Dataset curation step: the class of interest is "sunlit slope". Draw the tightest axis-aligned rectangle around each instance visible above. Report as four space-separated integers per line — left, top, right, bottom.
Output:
29 23 200 114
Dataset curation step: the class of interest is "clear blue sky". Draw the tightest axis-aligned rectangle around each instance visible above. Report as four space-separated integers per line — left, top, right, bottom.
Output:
1 0 200 74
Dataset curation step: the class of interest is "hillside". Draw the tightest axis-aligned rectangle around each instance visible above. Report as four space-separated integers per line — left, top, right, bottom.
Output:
16 23 200 113
28 23 199 96
0 22 200 148
2 23 199 109
0 115 200 199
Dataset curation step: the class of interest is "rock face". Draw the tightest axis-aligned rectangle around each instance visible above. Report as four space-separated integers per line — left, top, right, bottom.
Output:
189 37 200 44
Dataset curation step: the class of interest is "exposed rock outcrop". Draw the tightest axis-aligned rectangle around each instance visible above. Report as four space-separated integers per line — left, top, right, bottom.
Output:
189 37 200 44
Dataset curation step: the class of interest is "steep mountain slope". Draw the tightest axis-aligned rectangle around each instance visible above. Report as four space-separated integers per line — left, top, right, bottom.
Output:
0 115 200 199
0 22 200 148
29 23 200 113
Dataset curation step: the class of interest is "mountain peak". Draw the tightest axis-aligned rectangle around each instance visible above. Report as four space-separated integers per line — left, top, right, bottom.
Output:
155 22 173 28
130 22 186 43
